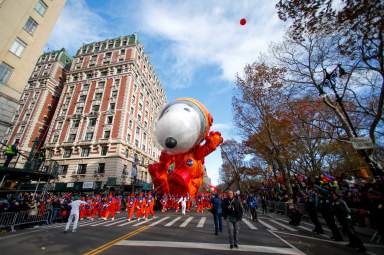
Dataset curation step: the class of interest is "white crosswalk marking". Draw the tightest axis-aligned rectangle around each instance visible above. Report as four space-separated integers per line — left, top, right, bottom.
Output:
269 219 298 232
298 225 312 232
90 220 113 227
116 240 304 254
133 217 157 227
197 217 206 228
118 219 136 227
258 219 278 231
180 217 193 228
242 218 258 230
104 218 127 226
165 216 182 227
150 217 170 227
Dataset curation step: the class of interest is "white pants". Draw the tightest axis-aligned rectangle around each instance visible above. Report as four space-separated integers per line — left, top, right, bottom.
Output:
65 213 79 231
181 204 186 215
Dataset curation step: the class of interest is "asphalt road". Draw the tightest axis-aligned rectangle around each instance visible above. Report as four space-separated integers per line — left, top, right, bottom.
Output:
0 210 383 255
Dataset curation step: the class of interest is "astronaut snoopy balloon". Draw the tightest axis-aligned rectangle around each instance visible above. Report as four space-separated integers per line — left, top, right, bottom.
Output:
149 98 223 197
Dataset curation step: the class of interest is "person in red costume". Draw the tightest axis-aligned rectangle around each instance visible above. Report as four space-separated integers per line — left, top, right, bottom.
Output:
145 192 155 219
136 193 145 221
126 194 136 222
149 98 223 198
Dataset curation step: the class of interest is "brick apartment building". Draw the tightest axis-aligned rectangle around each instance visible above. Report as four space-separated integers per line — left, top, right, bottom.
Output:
6 49 71 158
43 34 167 191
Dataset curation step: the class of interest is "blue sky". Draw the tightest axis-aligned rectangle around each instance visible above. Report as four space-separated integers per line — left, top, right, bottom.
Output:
46 0 286 185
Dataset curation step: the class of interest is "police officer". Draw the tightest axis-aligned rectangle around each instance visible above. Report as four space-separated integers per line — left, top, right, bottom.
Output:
332 192 366 252
318 192 343 241
3 141 19 168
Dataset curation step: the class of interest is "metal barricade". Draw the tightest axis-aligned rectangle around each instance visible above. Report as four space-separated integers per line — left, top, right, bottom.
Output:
0 210 50 232
0 212 17 230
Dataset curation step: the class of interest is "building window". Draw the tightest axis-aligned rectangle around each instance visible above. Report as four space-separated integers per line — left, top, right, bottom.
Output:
68 133 76 142
0 62 13 84
101 146 108 156
34 0 47 16
52 135 59 143
107 116 113 124
138 114 141 121
104 130 110 139
24 17 38 34
63 149 72 158
72 119 80 128
135 139 139 147
81 147 90 157
144 121 148 128
19 125 25 133
98 81 105 88
83 83 89 90
59 165 68 175
138 103 142 110
136 127 140 135
76 107 83 114
97 163 105 174
114 79 120 86
109 103 115 111
111 90 118 97
85 132 93 141
127 134 131 142
89 118 97 127
9 38 27 57
77 164 87 175
130 107 134 114
79 95 86 102
92 105 99 112
95 93 102 100
128 120 133 129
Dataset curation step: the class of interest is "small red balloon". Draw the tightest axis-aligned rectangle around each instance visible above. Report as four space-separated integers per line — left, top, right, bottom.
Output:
240 18 246 26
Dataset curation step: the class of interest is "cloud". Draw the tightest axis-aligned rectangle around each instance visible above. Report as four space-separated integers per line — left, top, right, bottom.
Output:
132 0 285 87
45 0 108 55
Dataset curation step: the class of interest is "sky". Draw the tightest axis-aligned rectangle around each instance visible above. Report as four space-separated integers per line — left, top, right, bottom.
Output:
45 0 286 185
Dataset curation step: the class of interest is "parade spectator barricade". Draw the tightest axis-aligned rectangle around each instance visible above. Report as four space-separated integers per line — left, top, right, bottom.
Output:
0 209 50 232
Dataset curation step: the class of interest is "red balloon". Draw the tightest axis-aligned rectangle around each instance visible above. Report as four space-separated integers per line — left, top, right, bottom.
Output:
240 18 246 26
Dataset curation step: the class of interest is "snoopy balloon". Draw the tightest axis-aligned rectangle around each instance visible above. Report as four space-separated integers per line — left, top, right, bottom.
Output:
149 98 223 197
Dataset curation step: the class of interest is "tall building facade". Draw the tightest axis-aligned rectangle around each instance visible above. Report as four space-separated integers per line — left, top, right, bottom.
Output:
0 0 66 139
6 49 71 156
45 35 167 191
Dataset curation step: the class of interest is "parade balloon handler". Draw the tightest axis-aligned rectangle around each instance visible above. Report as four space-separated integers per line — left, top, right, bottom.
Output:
64 195 87 233
149 98 223 197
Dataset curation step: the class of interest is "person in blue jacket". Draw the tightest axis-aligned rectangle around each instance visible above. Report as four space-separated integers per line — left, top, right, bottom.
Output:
211 193 223 235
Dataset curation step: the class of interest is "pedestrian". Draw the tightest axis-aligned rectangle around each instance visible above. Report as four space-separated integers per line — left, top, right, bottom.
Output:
247 194 258 221
178 196 187 215
222 190 243 249
64 195 87 233
261 195 267 214
3 140 19 168
211 193 223 235
332 192 366 252
318 193 343 241
304 189 324 234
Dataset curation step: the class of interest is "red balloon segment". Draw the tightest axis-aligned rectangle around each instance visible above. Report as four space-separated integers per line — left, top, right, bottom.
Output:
240 18 247 26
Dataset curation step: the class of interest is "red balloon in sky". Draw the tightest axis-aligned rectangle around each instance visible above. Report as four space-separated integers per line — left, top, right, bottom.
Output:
240 18 247 26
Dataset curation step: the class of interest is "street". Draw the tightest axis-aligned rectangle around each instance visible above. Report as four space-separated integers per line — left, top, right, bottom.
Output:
0 210 383 255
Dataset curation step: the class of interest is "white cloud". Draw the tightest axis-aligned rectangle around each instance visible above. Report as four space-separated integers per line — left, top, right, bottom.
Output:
45 0 108 54
134 0 285 87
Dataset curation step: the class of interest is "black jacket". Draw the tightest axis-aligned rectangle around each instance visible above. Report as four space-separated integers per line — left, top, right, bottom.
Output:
222 198 243 221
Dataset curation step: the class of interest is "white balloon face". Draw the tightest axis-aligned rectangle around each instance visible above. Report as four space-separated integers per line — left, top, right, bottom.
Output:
155 102 203 155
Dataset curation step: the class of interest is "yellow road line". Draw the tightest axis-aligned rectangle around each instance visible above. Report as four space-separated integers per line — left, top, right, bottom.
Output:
83 225 149 255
